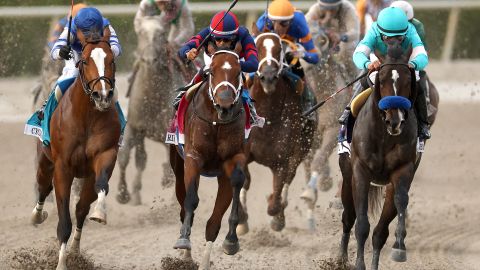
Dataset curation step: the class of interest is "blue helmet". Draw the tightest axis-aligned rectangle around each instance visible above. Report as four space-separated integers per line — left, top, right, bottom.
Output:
377 7 409 37
74 7 104 35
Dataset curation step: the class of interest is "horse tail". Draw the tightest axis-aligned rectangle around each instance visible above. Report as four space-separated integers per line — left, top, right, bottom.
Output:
368 184 385 221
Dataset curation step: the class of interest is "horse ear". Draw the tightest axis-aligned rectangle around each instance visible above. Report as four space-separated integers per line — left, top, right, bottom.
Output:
233 41 243 56
103 26 111 42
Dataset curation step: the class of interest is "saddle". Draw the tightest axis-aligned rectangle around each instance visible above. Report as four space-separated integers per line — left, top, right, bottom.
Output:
351 87 373 118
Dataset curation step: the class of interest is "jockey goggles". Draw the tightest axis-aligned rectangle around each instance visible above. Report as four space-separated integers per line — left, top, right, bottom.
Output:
271 19 291 27
213 36 235 43
381 34 405 43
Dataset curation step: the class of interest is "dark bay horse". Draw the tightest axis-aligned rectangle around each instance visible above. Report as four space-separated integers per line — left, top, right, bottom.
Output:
338 45 420 270
30 30 120 270
116 16 191 205
170 48 246 269
236 33 316 234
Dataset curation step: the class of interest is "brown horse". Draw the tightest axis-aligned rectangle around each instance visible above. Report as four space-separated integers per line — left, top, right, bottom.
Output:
30 30 120 270
170 47 246 269
236 33 316 234
338 45 420 270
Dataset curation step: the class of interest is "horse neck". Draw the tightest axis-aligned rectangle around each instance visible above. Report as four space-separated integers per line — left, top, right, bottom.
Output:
251 76 291 119
68 79 101 120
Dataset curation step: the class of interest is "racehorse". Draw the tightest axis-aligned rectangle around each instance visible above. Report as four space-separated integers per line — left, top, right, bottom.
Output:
236 33 316 234
116 16 194 205
337 44 421 270
169 46 246 269
30 28 120 270
300 25 352 230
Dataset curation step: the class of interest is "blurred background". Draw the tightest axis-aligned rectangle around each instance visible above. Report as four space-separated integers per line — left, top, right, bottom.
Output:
0 0 479 76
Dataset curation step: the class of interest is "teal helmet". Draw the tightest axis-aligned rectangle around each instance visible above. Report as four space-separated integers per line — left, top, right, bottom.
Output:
377 7 409 37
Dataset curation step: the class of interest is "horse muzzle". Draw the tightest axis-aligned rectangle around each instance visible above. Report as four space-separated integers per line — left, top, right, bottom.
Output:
259 74 279 95
215 104 234 121
91 89 115 111
385 110 405 136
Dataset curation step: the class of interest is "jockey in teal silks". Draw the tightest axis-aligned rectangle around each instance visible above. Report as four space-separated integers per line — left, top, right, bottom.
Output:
27 7 126 145
253 0 319 121
337 7 429 153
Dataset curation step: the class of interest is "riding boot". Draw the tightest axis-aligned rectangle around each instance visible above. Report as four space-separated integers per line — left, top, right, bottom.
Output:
415 75 431 140
247 100 265 128
301 83 317 121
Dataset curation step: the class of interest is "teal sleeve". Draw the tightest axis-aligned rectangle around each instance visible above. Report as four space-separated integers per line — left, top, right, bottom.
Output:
408 26 429 70
353 25 377 69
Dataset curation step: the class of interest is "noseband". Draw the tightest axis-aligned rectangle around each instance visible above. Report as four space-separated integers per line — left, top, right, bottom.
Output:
208 50 243 106
76 40 116 97
255 33 286 77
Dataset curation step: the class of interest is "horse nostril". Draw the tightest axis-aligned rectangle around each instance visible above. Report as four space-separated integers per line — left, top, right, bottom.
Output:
107 90 114 99
92 92 100 100
260 75 265 81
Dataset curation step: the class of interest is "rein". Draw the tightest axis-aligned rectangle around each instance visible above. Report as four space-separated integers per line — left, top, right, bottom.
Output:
76 41 116 97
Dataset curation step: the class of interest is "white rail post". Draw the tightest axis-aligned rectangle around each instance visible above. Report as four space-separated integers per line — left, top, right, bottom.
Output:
441 7 460 62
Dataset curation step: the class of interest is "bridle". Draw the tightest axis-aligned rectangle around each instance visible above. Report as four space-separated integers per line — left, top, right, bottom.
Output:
255 33 286 77
207 50 243 106
76 40 116 97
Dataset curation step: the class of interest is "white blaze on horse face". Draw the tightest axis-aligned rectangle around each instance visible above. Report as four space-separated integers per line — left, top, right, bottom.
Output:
391 69 400 96
263 38 275 65
90 48 107 96
222 61 232 70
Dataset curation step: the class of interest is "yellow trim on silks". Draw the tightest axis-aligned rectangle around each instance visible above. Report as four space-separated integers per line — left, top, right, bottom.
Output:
299 33 312 43
281 38 299 65
268 0 295 21
351 87 373 117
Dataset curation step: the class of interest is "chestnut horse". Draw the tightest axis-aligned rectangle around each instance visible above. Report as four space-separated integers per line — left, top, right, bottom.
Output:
236 33 316 234
170 48 246 269
30 30 120 270
338 45 420 270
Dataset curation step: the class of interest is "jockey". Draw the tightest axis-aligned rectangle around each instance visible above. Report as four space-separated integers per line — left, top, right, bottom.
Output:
356 0 393 38
305 0 360 80
337 7 430 142
134 0 194 49
175 11 264 127
47 3 87 50
254 0 319 120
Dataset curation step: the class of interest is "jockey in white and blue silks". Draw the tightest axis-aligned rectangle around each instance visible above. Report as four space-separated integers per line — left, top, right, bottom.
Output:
337 7 430 143
51 7 122 96
27 7 125 146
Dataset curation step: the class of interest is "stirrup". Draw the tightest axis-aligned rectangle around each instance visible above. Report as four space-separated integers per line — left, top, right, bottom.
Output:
418 124 431 140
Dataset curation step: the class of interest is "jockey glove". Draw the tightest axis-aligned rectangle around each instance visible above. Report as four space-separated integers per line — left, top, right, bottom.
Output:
59 45 72 60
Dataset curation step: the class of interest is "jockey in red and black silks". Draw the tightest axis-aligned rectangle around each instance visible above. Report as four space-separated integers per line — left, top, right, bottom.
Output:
175 11 264 127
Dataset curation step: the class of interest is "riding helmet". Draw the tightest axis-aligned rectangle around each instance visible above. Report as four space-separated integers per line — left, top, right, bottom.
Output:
390 0 414 21
376 7 409 37
210 11 239 40
268 0 295 21
74 7 104 35
318 0 342 9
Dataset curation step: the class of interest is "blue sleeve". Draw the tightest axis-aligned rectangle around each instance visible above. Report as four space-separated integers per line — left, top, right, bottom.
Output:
353 24 377 69
178 27 210 59
255 12 272 34
292 12 318 64
239 28 259 73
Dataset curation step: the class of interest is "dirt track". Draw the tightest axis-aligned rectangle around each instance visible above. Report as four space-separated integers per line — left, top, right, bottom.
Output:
0 66 480 269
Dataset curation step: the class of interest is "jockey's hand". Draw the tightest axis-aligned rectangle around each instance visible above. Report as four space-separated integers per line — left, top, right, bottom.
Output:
59 45 72 60
186 48 198 61
325 29 340 44
367 60 381 72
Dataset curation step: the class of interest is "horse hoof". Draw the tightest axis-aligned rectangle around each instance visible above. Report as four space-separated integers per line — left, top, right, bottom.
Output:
31 209 48 225
130 192 142 206
391 248 407 262
270 216 285 232
300 187 317 204
116 192 130 204
89 210 107 225
70 240 80 254
307 217 315 232
222 239 240 255
173 238 191 250
236 223 249 236
319 177 333 192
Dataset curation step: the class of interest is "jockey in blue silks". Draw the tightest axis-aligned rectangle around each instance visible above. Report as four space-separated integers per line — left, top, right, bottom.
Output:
337 7 429 152
253 0 319 120
27 7 125 145
174 11 264 127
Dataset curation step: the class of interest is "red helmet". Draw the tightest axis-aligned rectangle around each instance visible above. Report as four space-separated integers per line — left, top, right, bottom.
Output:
210 11 239 39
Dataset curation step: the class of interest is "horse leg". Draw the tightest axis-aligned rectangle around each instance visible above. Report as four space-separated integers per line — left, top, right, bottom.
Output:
53 162 74 270
390 164 414 263
70 176 97 254
338 153 355 263
222 153 246 255
315 126 338 192
88 148 117 225
236 163 251 236
170 146 186 224
371 185 396 270
131 133 147 205
352 160 371 270
116 126 136 204
173 156 202 250
161 145 176 188
31 148 54 225
200 175 233 270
